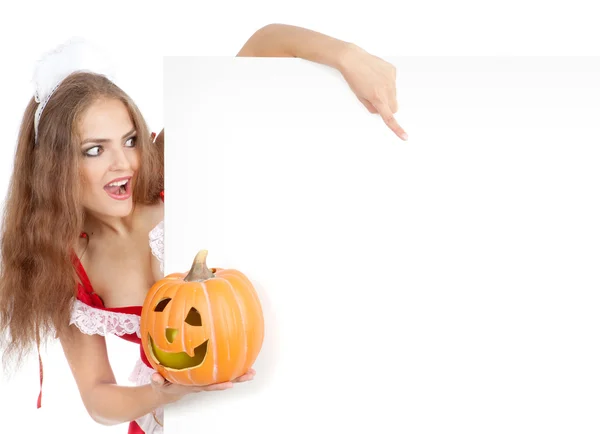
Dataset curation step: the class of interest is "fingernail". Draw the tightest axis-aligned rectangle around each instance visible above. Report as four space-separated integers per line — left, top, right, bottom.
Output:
400 132 408 140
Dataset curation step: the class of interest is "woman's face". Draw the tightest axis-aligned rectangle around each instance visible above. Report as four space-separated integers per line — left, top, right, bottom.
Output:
78 98 140 218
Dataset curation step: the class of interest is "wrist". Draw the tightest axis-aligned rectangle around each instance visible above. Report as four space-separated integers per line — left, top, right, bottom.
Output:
335 42 363 74
149 383 169 407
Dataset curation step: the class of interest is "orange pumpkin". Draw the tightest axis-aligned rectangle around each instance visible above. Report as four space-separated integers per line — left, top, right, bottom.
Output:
140 250 264 385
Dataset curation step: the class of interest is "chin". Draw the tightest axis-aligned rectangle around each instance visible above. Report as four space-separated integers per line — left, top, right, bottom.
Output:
110 200 135 216
84 198 134 218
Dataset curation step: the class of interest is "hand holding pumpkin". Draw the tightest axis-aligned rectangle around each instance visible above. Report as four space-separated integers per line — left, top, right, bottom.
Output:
150 368 256 405
150 372 231 405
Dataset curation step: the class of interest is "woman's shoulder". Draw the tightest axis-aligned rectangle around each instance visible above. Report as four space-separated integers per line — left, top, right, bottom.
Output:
136 193 164 233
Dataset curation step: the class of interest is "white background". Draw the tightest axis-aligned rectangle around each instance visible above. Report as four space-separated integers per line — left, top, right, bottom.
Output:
164 57 600 433
0 1 599 433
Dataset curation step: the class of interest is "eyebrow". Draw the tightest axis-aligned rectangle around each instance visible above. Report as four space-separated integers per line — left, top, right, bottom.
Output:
81 129 137 146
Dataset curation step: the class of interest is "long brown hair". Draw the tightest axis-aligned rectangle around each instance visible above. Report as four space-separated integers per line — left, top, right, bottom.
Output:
0 72 163 372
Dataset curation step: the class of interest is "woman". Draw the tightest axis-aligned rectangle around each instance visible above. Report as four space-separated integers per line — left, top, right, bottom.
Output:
0 24 408 434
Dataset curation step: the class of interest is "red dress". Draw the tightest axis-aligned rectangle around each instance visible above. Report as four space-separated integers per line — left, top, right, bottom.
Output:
38 191 165 434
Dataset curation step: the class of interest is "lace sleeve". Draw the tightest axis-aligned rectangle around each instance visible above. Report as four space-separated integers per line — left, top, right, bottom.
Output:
69 299 141 337
149 220 164 274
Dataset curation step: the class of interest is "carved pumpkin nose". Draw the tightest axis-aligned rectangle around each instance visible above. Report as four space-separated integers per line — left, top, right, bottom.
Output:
165 328 178 343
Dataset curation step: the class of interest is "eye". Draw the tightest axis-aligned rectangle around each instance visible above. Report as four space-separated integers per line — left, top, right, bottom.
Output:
83 145 102 157
154 298 171 312
125 136 137 147
185 307 202 326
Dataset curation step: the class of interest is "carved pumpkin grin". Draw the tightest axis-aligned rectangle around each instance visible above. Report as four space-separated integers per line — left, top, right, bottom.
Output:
148 334 209 370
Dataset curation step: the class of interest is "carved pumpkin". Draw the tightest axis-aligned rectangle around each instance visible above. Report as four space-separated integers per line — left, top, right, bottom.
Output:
140 250 264 385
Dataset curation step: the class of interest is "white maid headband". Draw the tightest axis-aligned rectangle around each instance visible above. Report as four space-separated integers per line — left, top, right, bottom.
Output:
32 37 117 144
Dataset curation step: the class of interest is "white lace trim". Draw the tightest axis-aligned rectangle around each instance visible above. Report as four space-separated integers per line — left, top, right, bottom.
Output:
69 299 141 338
129 359 163 434
149 220 164 274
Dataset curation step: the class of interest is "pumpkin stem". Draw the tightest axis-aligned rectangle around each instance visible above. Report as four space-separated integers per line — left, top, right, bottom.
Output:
183 250 215 282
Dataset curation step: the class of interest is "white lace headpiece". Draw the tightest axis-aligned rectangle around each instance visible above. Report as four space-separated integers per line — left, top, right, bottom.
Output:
32 37 117 144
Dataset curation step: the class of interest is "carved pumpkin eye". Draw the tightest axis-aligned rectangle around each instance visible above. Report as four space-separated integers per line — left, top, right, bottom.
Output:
185 307 202 326
154 298 171 312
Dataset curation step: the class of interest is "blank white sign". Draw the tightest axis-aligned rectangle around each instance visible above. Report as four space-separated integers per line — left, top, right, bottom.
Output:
164 56 600 433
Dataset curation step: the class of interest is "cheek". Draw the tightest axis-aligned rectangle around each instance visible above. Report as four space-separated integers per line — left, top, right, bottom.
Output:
129 150 141 171
78 164 103 199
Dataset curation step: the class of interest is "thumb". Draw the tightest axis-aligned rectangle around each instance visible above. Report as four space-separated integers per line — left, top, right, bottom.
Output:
151 373 165 386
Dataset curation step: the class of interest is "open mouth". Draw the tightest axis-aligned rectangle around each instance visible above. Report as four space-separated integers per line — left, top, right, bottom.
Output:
148 334 209 370
104 177 132 199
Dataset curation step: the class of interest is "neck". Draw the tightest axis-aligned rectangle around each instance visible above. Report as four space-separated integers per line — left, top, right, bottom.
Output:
83 205 137 237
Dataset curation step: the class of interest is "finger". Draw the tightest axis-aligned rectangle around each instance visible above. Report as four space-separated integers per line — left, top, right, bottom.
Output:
210 383 233 391
190 385 222 393
389 93 398 114
358 97 378 114
236 368 256 381
233 374 254 383
151 373 165 386
373 99 408 141
390 76 399 113
201 382 234 391
243 369 255 377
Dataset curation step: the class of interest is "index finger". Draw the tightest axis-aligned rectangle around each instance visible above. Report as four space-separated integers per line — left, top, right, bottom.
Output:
373 100 408 141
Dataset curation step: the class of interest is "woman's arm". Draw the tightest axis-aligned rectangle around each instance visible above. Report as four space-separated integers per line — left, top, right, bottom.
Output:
237 23 352 70
60 326 162 425
236 24 408 140
60 324 236 426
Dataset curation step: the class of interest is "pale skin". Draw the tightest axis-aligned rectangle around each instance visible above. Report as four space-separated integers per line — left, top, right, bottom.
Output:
237 24 408 140
59 23 407 427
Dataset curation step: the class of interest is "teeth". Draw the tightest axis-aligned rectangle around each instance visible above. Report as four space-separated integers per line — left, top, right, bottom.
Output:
107 179 128 187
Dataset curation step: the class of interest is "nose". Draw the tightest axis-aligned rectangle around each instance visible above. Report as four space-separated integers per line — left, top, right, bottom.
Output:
165 328 178 343
109 148 133 172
